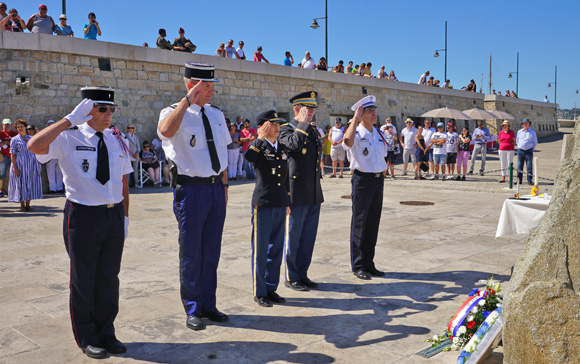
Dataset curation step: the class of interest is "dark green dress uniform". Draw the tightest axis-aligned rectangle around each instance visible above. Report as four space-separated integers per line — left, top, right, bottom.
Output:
278 91 324 290
245 111 289 304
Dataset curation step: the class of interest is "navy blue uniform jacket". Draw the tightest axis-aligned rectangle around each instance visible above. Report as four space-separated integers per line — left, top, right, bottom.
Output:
245 138 290 207
278 119 324 205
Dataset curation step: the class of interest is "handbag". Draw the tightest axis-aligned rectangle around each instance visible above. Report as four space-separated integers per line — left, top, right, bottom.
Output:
420 162 429 172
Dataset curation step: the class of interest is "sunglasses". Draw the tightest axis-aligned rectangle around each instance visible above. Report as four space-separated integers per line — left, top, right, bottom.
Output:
143 145 150 148
94 105 116 113
406 122 413 124
127 126 134 129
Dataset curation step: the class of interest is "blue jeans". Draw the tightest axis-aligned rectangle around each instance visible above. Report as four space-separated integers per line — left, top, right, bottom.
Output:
242 150 256 179
517 149 533 183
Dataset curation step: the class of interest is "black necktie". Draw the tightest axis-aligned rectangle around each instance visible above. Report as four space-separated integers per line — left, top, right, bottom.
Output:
200 107 221 174
95 131 110 185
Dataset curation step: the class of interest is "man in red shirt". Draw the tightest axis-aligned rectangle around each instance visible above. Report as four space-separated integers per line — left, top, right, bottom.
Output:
0 119 17 197
240 119 257 180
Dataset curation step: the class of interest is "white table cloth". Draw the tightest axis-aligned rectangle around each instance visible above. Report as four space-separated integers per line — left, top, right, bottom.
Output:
495 196 550 238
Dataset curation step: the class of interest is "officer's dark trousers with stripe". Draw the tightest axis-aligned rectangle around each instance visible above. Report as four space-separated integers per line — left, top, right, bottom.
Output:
173 183 226 317
285 204 321 281
350 171 384 272
63 200 125 348
251 206 286 297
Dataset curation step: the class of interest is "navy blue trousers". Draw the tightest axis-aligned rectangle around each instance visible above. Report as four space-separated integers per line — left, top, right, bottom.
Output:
517 149 534 183
285 204 321 282
173 183 226 317
251 206 286 297
63 200 124 348
350 172 384 272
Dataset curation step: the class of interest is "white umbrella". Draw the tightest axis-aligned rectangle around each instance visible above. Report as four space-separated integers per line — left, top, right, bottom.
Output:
487 110 515 120
462 108 497 120
421 107 472 120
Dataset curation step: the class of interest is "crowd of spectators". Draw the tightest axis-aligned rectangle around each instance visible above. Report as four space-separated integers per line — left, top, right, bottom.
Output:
493 89 518 98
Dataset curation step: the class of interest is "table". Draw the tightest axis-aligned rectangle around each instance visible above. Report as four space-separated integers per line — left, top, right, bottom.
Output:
495 196 551 238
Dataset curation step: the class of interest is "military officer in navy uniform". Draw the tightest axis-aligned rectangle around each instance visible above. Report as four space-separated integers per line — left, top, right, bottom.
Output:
245 110 290 307
157 62 231 331
28 87 132 359
278 91 324 291
342 95 388 280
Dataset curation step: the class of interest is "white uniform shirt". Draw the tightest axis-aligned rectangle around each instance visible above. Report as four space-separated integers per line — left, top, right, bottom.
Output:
342 124 388 173
158 103 232 177
35 123 133 206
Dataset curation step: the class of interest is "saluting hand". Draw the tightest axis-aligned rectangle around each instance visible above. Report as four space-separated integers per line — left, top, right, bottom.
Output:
186 80 204 105
353 105 364 123
295 106 309 123
65 98 94 126
257 121 270 140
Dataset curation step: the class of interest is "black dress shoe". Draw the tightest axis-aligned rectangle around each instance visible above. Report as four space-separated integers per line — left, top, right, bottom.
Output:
267 291 286 303
285 280 309 291
186 315 205 331
254 296 273 307
102 335 126 355
82 345 107 359
368 268 385 277
201 310 229 322
354 271 371 280
301 278 319 289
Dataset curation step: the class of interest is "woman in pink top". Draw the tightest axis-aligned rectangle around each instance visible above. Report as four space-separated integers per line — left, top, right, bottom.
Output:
497 120 516 183
253 46 269 63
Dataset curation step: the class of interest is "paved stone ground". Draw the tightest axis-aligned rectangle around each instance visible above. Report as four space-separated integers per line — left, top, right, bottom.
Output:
0 129 569 364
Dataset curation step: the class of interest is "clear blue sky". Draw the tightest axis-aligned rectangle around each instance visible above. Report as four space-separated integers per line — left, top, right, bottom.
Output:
18 0 580 108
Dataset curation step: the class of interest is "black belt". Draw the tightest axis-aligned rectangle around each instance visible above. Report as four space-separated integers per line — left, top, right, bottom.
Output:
177 173 223 185
69 200 122 209
354 170 382 178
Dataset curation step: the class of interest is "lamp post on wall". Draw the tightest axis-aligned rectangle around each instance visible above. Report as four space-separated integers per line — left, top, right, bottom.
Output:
508 51 519 96
433 21 447 82
310 0 328 64
547 65 557 103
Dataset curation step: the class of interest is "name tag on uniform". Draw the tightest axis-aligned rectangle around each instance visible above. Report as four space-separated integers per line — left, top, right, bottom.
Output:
76 146 96 151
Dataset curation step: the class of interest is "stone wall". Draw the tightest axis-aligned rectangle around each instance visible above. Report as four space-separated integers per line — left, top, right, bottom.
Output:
0 32 558 142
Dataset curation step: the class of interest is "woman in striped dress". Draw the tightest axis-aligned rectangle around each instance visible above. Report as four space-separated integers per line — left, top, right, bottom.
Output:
8 120 42 211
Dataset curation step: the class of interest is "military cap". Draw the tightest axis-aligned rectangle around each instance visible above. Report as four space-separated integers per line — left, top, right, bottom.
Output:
256 110 286 126
184 62 219 82
351 95 377 111
81 86 116 106
289 91 318 108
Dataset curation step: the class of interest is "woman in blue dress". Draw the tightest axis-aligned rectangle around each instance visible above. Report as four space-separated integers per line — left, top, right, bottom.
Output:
8 120 42 211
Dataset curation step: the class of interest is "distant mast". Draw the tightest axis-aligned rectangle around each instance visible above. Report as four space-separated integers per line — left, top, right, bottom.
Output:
488 53 492 95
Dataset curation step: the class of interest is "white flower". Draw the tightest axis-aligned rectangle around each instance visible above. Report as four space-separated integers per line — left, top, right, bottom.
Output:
478 300 486 306
458 326 467 334
450 344 458 350
453 336 459 344
432 335 439 341
467 315 474 321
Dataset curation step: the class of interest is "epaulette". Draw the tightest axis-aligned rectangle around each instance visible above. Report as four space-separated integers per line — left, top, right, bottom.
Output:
249 145 260 152
209 104 221 111
67 126 78 130
169 103 179 109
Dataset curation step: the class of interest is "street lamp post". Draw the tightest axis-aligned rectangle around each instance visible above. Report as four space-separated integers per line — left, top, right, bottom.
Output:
433 21 447 82
310 0 328 64
547 65 557 104
62 0 66 14
508 52 519 96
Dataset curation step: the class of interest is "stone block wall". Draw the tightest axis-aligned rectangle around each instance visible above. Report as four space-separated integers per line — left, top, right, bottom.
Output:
0 32 558 142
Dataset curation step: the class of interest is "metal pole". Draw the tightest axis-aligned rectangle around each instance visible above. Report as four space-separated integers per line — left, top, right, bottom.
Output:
516 52 519 96
444 21 447 82
325 0 328 65
509 162 513 189
62 0 66 14
554 65 557 104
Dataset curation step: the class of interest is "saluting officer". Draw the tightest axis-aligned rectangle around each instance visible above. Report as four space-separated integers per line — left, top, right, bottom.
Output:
279 91 324 291
28 87 132 359
157 62 231 331
245 110 290 307
342 95 388 280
